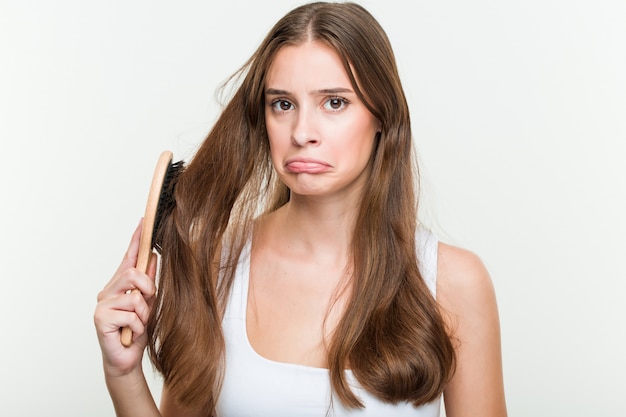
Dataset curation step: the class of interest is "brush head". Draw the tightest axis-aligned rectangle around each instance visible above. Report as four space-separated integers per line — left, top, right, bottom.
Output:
152 158 184 253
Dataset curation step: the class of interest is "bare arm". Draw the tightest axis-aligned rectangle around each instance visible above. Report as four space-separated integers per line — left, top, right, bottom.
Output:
436 243 507 417
94 222 161 417
105 369 161 417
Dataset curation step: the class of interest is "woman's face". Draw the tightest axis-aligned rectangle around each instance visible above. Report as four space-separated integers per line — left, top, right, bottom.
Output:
264 41 380 201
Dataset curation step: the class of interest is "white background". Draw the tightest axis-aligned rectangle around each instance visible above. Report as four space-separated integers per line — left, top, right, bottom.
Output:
1 0 624 415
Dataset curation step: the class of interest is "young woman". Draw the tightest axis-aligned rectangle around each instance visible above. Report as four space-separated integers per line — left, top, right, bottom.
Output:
94 2 507 416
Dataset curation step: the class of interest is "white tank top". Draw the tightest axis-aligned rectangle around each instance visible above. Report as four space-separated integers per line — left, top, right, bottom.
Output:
215 229 441 417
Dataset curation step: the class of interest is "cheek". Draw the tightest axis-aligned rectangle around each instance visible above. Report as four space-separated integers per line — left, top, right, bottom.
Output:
341 120 377 155
265 121 281 151
266 132 287 169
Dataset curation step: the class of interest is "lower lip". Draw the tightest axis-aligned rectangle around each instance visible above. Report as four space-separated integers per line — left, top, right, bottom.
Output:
285 161 331 174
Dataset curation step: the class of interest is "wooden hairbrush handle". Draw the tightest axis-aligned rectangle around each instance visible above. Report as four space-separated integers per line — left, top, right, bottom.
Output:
120 151 174 347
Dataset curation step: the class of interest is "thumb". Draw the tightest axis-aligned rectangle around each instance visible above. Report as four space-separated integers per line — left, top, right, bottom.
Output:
116 219 144 274
147 252 158 282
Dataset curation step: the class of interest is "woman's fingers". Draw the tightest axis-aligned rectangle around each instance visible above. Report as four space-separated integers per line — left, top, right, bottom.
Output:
96 288 152 331
102 220 157 298
147 251 157 282
95 301 145 339
95 222 156 346
94 221 160 375
97 266 156 303
94 296 149 375
116 220 144 275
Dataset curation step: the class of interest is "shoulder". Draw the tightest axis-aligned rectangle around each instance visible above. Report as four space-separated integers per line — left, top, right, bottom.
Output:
435 242 499 343
435 242 508 416
436 242 496 317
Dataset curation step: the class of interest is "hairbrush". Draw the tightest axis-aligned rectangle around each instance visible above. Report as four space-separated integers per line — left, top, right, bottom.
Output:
120 150 184 347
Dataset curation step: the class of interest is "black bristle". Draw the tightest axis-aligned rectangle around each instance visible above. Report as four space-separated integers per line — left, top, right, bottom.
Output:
152 159 185 253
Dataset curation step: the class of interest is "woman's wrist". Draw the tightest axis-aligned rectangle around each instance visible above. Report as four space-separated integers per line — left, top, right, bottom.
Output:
105 366 160 417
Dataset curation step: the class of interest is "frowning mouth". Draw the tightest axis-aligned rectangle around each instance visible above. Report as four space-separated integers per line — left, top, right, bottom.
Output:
284 158 332 174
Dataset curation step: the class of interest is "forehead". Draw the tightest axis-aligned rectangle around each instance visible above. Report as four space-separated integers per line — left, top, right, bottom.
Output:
265 41 352 89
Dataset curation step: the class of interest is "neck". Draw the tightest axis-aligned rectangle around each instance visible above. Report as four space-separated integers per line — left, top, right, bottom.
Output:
260 193 361 265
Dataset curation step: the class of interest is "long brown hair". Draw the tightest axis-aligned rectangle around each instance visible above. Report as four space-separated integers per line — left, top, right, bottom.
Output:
147 2 455 413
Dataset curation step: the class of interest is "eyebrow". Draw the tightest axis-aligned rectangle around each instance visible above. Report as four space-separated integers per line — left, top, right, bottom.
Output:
265 87 354 96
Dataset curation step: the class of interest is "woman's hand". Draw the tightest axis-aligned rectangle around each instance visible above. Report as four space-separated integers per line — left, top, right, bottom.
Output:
94 220 158 378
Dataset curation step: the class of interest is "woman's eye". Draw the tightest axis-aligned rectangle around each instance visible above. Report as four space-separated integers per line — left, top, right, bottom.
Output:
271 99 293 112
324 97 348 111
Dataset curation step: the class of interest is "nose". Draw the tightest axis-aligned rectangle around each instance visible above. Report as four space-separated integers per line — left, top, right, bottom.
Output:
291 106 319 147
